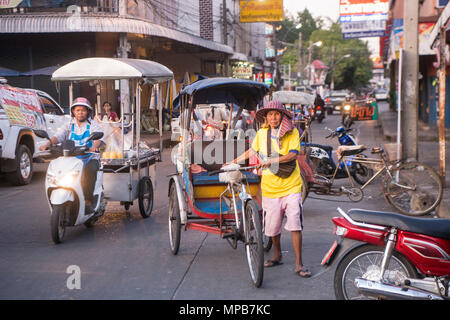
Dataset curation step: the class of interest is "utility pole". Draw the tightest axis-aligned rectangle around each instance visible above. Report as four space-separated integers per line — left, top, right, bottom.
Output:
222 0 229 76
331 45 335 91
273 23 281 89
439 25 447 186
307 40 312 85
298 32 302 83
401 0 419 161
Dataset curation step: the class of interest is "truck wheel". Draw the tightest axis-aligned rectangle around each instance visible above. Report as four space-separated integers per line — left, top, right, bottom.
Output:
7 144 33 186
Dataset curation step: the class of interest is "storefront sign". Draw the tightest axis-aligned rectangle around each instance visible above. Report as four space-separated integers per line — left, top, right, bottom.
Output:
232 65 253 79
240 0 283 23
256 72 273 85
339 0 389 23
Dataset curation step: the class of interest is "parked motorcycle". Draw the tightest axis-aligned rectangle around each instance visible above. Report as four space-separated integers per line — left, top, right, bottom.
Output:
322 207 450 300
306 126 374 185
34 129 106 244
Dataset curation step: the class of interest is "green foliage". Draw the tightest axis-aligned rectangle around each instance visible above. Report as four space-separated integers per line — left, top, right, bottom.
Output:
277 14 374 91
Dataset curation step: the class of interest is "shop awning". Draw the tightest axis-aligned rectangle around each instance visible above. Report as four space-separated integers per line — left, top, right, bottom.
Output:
0 15 234 55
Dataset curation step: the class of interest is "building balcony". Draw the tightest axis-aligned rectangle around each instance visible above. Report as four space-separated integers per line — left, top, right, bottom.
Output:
0 0 118 15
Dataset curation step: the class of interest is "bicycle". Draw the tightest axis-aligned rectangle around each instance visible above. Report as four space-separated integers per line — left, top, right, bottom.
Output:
339 146 443 216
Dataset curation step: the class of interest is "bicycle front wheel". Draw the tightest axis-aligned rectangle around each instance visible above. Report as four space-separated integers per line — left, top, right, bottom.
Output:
244 200 264 288
383 162 443 216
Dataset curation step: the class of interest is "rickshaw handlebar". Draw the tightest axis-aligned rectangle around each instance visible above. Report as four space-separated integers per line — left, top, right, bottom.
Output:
207 165 258 176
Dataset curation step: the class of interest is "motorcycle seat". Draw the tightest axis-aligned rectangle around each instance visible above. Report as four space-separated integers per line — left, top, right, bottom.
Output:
309 144 333 153
347 209 450 241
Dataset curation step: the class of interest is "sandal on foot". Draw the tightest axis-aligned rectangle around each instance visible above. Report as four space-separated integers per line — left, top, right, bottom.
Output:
264 259 283 268
295 267 311 278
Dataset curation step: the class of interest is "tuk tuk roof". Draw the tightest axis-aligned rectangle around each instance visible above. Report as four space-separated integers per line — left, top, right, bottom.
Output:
272 91 315 105
51 58 173 82
178 77 269 110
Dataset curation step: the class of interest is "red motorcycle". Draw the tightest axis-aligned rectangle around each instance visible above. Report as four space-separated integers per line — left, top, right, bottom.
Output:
322 207 450 300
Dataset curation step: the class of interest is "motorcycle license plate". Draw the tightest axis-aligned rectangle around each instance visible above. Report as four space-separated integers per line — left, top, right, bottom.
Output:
321 240 339 266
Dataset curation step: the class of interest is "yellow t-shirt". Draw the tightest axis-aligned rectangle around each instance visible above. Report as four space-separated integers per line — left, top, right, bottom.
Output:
251 127 302 198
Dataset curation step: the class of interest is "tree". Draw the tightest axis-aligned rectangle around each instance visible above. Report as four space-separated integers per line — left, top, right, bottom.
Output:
309 23 373 91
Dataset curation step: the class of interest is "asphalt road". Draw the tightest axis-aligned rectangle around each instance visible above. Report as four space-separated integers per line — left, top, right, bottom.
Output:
0 106 397 300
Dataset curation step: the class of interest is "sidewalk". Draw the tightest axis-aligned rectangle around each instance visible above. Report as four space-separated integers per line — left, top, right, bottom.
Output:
377 104 450 218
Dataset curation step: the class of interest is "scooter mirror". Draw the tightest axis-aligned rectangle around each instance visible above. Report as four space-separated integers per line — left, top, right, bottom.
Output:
88 132 104 141
33 129 50 140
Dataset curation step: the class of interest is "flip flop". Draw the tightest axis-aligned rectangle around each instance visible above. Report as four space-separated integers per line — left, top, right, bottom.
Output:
295 267 312 278
264 259 283 268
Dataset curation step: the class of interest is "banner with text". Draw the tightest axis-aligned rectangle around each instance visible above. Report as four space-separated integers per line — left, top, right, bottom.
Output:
240 0 283 23
339 0 389 23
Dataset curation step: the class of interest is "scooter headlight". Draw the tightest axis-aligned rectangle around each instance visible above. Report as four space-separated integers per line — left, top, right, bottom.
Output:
344 105 351 111
58 171 80 187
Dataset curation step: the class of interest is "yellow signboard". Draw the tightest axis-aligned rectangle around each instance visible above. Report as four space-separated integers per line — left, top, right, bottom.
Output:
0 0 24 9
239 0 284 23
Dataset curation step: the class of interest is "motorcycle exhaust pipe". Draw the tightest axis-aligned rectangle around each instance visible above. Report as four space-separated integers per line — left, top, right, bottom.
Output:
354 278 443 300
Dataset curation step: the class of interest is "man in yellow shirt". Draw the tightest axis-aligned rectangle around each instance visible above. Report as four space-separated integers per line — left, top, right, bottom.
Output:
229 100 311 278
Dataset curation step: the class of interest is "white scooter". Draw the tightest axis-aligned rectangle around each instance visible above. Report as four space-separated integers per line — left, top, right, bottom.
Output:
34 130 106 244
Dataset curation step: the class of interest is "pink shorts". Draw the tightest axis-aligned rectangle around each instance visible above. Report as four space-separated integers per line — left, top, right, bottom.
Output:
262 193 303 237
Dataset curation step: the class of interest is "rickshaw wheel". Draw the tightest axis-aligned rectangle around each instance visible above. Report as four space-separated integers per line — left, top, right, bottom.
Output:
244 200 264 288
169 183 181 255
138 177 154 218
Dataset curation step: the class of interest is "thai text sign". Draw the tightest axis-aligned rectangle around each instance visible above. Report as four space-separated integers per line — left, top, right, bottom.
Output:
350 103 377 121
339 0 389 23
240 0 283 23
0 0 23 9
341 20 386 39
0 85 46 129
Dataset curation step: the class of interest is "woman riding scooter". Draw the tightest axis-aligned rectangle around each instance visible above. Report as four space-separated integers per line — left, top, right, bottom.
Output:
40 97 105 213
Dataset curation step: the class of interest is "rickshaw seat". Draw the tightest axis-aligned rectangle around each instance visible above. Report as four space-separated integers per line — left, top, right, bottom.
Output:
188 140 250 172
192 170 260 186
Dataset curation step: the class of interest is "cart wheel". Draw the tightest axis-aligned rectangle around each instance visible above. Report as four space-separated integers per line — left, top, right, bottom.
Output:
138 177 154 218
169 183 181 255
244 200 264 288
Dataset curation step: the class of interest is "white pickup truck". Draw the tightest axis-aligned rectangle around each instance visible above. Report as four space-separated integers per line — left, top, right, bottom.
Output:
0 85 69 185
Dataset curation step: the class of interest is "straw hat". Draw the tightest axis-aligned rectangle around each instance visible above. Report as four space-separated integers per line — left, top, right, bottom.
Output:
255 100 293 123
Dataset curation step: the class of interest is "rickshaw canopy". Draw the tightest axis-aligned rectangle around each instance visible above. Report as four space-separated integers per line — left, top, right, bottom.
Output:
272 91 315 105
51 58 174 82
177 78 269 110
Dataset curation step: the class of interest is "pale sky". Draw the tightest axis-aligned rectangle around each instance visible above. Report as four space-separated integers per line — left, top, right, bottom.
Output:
283 0 340 22
283 0 380 57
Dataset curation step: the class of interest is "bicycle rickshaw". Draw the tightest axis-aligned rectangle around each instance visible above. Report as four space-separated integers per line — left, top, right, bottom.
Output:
51 57 173 222
168 78 269 287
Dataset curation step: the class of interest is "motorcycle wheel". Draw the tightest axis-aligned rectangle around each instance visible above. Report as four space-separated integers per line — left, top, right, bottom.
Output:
334 244 418 300
51 204 69 244
351 154 374 186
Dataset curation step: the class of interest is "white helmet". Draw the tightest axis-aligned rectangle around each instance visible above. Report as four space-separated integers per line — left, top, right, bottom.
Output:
70 97 93 118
